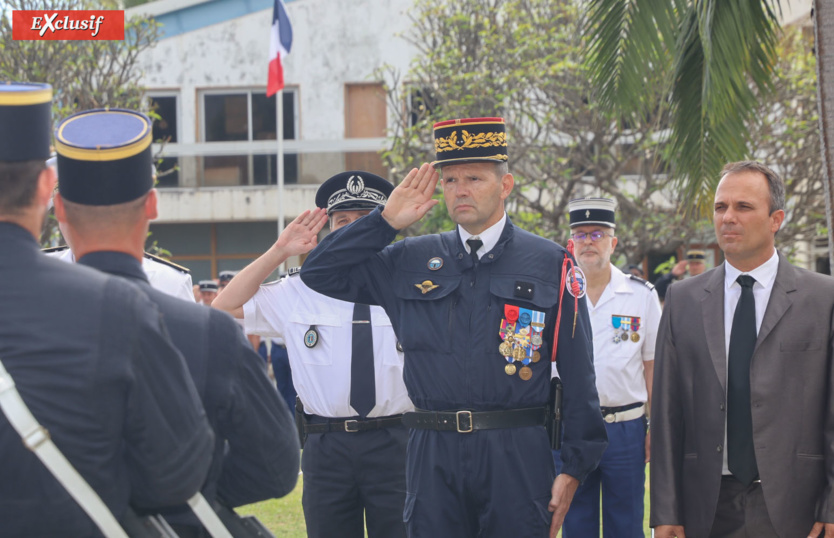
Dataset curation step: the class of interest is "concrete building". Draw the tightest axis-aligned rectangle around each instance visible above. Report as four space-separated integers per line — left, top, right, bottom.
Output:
127 0 416 280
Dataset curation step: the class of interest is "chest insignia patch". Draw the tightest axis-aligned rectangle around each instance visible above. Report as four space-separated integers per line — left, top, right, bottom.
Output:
415 280 439 294
304 325 319 348
566 266 587 299
427 257 444 270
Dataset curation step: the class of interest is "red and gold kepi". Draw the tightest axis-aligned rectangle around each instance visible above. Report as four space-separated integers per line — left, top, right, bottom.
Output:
432 117 508 168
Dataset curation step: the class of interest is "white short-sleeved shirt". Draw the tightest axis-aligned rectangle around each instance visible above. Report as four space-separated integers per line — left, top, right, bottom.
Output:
46 248 195 302
243 274 413 418
585 264 662 407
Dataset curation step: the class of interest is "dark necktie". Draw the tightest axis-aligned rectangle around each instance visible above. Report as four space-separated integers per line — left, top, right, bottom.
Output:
350 303 375 418
727 274 759 485
467 238 483 265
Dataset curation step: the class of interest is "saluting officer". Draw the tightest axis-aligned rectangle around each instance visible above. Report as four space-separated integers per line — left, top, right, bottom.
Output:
0 84 213 536
51 107 300 536
553 198 661 537
654 249 708 302
300 117 608 537
213 171 412 538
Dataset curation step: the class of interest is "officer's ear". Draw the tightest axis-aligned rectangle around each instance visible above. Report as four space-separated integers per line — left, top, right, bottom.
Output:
144 188 158 220
36 166 57 210
499 173 514 201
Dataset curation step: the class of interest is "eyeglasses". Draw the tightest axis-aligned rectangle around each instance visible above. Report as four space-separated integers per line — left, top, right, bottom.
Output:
571 231 614 243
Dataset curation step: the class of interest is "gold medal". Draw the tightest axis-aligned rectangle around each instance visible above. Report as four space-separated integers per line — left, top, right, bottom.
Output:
499 342 513 357
519 366 533 381
505 363 517 375
513 346 526 361
518 326 530 336
531 351 541 363
631 332 640 342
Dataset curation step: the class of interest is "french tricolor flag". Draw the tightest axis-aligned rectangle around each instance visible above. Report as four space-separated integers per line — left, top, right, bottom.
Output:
267 0 293 97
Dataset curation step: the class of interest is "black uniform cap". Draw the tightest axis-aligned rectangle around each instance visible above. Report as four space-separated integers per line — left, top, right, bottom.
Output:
315 171 394 215
686 250 706 261
55 108 153 206
432 117 508 168
0 82 53 162
218 270 237 283
568 197 617 228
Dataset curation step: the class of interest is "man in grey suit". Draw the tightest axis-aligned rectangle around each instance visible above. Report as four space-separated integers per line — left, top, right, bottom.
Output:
650 161 834 538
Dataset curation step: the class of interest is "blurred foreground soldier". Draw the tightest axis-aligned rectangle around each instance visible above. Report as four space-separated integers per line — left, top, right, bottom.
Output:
53 107 299 536
214 171 411 538
654 249 707 302
553 198 660 537
0 83 213 536
198 279 219 305
651 161 834 538
300 117 607 537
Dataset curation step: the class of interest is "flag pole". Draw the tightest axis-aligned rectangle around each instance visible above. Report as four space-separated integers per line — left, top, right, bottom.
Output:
276 88 285 273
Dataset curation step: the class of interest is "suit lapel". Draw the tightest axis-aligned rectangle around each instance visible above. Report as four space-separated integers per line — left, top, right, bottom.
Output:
754 253 796 353
701 265 728 392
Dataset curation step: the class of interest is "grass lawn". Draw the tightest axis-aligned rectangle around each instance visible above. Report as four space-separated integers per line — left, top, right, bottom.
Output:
238 466 653 537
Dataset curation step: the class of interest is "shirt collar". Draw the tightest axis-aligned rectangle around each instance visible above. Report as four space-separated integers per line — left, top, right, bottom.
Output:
724 248 779 290
458 212 508 256
609 264 633 294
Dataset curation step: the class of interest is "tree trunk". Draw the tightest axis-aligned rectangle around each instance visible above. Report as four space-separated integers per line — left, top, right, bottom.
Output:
815 0 834 271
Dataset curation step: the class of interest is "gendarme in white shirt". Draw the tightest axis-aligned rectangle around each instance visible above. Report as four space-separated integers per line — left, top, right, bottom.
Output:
584 264 661 407
721 248 779 474
243 273 414 418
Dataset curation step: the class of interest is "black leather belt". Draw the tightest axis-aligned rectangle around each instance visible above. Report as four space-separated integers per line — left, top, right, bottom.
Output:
403 407 547 433
302 413 403 434
600 402 643 415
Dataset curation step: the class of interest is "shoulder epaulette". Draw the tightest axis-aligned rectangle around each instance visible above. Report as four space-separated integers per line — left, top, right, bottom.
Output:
143 252 190 274
629 274 655 290
41 245 69 253
287 266 301 277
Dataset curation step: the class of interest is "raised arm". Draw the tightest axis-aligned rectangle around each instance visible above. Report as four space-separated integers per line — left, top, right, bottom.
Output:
213 208 327 318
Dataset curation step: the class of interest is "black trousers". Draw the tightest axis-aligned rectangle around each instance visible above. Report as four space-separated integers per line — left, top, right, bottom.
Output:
302 424 408 538
709 476 779 538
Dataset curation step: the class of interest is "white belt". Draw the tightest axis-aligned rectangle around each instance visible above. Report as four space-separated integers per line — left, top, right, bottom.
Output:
602 404 645 423
0 359 233 538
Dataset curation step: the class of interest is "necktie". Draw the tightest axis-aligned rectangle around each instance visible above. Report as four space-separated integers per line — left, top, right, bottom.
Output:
350 303 375 417
727 274 759 485
467 238 483 265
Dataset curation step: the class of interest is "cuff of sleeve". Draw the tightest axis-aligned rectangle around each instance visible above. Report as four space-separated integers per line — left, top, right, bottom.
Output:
370 206 400 241
559 462 590 484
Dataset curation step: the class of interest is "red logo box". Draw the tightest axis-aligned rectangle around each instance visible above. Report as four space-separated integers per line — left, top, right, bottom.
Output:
12 10 125 41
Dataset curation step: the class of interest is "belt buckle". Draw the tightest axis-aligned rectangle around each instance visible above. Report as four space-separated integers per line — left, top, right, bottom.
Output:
603 413 616 423
344 420 360 432
456 410 473 433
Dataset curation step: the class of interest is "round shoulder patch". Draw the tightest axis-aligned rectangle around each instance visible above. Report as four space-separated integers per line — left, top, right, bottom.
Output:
427 257 444 270
566 266 587 299
304 326 319 348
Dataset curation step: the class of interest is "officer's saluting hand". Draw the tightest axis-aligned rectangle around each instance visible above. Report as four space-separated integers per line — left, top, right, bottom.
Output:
380 163 440 230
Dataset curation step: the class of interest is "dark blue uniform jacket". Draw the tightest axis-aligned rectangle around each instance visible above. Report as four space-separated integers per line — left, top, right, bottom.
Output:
0 222 213 537
301 209 607 481
79 251 300 512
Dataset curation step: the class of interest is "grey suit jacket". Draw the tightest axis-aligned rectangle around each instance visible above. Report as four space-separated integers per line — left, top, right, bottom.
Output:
650 253 834 538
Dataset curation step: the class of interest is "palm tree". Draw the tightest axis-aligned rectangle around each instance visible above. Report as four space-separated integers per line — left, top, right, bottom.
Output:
584 0 833 267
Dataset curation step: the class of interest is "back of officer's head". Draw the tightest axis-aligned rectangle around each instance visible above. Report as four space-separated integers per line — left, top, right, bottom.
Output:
0 82 54 219
53 108 156 241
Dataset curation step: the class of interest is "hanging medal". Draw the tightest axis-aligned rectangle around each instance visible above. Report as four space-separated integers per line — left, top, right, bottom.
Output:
612 315 622 343
530 310 545 349
630 316 641 342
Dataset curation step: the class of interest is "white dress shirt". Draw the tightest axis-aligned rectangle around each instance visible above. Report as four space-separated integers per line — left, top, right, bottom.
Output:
47 248 195 302
457 213 507 259
243 274 414 418
584 264 661 407
721 248 779 474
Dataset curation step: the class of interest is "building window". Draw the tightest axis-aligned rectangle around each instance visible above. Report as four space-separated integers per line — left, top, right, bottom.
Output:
200 88 299 187
148 93 180 188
